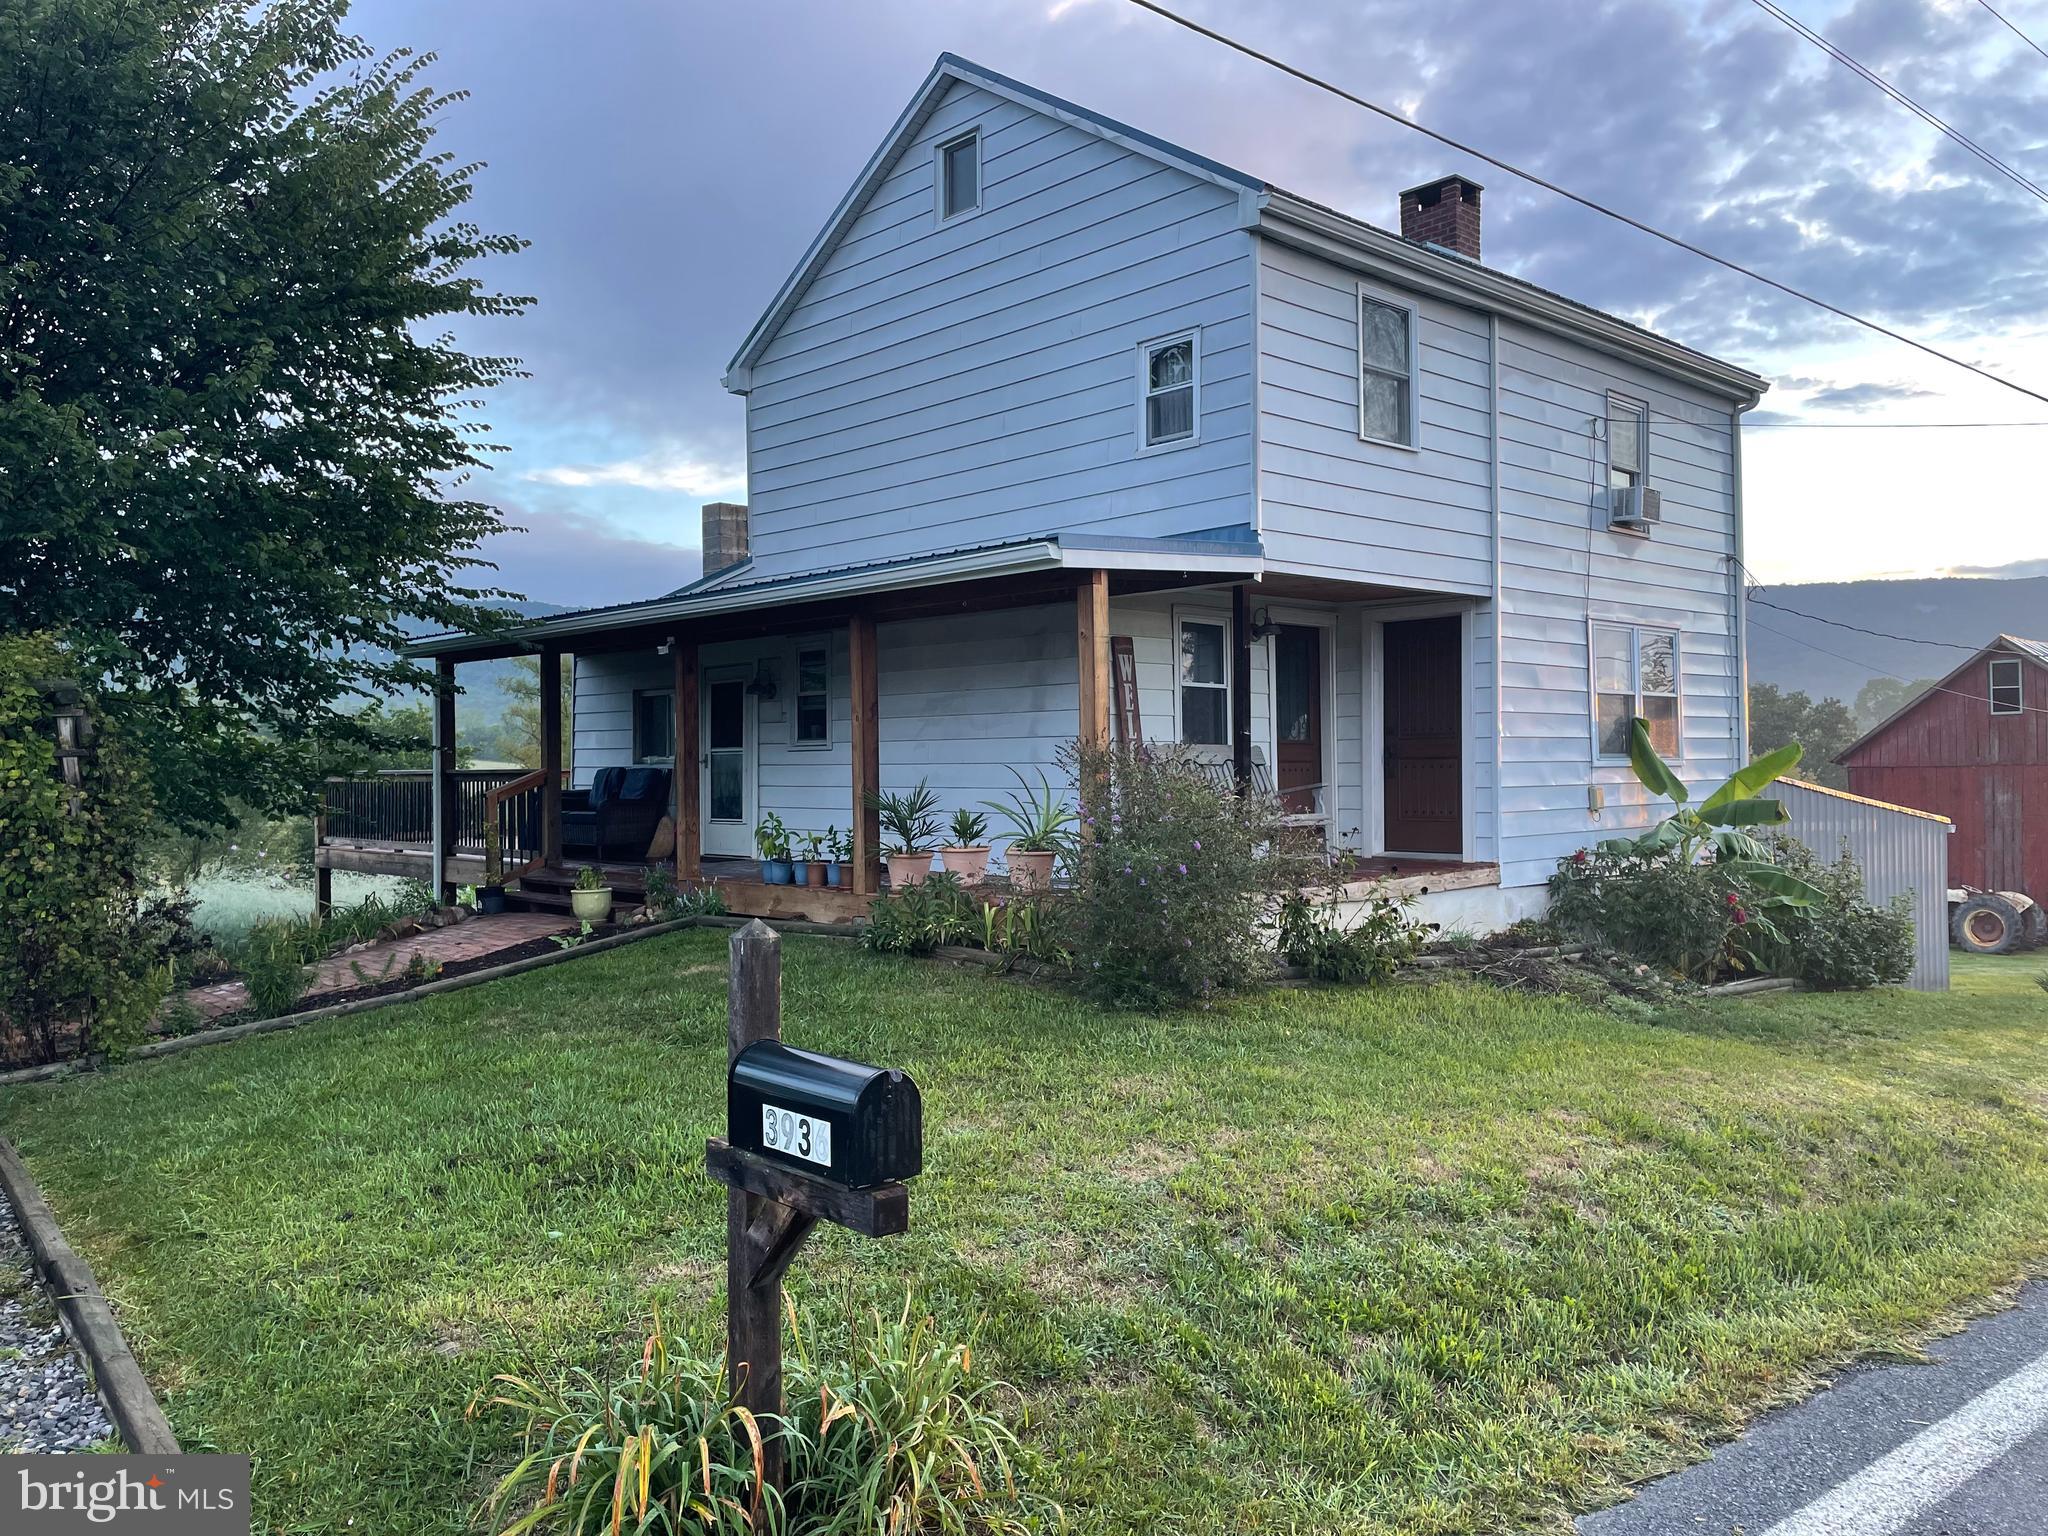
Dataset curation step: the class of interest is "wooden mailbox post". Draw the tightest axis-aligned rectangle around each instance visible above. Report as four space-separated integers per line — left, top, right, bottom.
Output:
705 920 920 1493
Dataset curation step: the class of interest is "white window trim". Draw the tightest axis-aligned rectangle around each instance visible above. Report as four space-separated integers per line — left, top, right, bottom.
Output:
1990 656 2025 716
934 127 982 224
1356 280 1421 451
790 635 833 748
1171 606 1232 747
1597 393 1646 489
1588 619 1684 763
1136 329 1202 456
633 688 676 765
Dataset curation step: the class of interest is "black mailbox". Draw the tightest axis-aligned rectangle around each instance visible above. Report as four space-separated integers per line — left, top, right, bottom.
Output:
728 1041 922 1188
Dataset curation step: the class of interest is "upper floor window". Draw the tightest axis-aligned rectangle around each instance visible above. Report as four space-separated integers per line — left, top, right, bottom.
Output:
634 689 675 763
937 129 980 222
793 641 831 745
1608 394 1648 491
1990 657 2024 716
1141 333 1198 449
1593 622 1680 759
1178 616 1229 745
1358 289 1417 447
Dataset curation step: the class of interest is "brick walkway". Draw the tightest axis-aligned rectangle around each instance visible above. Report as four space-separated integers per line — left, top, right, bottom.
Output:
184 912 573 1021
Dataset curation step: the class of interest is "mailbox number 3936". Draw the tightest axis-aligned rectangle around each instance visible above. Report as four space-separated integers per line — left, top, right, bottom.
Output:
761 1103 833 1169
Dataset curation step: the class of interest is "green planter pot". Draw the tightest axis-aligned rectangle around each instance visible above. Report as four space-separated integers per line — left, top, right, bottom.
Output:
570 887 614 923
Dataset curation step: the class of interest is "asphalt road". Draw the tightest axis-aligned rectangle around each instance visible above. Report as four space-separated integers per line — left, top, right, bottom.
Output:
1579 1281 2048 1536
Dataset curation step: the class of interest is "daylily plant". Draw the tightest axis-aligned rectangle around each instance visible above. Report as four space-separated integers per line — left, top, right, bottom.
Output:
1600 720 1823 908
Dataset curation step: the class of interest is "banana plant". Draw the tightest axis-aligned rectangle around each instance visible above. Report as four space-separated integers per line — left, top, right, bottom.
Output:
1600 720 1821 906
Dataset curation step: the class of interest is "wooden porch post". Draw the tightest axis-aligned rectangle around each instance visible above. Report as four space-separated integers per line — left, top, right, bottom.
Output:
539 646 563 868
1231 583 1254 792
433 657 457 901
1077 569 1110 750
674 637 701 882
313 795 333 919
850 613 881 896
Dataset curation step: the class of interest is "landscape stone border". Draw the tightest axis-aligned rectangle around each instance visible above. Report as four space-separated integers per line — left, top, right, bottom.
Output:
0 1136 178 1454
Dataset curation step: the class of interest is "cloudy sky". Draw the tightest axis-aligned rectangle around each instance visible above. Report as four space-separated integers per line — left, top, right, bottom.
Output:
346 0 2048 605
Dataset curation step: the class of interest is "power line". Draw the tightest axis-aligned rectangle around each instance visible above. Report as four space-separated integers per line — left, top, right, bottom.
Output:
1744 590 1982 651
1745 0 2048 206
1119 0 2048 408
1975 0 2048 64
1747 615 2048 716
1742 418 2048 428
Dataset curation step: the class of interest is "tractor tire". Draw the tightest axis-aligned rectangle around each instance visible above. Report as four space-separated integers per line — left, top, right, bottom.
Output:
1952 894 2025 954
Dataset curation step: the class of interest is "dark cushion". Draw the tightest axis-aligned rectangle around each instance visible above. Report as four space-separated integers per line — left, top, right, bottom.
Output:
586 766 626 810
618 766 669 804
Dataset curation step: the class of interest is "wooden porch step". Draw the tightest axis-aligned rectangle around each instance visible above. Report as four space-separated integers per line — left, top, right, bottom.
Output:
509 864 647 917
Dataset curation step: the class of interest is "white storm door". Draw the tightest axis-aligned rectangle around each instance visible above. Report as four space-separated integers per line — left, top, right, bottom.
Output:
701 672 754 859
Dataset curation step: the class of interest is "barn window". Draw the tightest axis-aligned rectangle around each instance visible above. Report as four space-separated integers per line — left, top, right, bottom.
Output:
1178 615 1229 745
1140 333 1199 450
936 129 981 222
1990 657 2024 716
1592 622 1681 759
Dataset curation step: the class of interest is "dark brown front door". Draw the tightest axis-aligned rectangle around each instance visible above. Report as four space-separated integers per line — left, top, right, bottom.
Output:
1273 625 1323 812
1382 616 1462 855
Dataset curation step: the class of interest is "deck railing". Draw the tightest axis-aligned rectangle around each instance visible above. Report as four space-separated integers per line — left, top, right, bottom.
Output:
319 770 553 876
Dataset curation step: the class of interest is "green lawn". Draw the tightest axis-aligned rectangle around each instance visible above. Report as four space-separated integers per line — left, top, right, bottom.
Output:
4 934 2047 1534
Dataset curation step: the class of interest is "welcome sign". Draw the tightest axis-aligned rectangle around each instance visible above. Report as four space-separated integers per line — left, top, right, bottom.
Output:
5 1456 250 1534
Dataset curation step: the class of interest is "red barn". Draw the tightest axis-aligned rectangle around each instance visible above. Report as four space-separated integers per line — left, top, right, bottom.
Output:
1837 635 2048 900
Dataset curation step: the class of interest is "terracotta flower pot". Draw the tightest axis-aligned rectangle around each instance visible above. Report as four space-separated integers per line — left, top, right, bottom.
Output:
1006 849 1056 891
939 846 991 882
887 851 934 887
804 859 828 887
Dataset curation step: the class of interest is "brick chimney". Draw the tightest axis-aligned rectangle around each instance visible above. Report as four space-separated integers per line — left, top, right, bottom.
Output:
1399 175 1483 260
701 501 749 574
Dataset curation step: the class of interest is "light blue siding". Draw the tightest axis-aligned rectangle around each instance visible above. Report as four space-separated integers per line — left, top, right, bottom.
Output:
742 80 1256 581
1255 240 1496 595
1493 322 1743 889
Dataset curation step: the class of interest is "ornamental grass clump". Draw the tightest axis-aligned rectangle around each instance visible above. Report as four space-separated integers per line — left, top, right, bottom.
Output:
1063 741 1323 1008
475 1297 1055 1536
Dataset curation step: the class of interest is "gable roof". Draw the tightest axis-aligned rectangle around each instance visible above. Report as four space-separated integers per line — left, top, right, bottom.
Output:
1834 633 2048 763
724 54 1768 403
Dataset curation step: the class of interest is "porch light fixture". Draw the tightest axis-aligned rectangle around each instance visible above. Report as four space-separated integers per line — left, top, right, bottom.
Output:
1248 609 1283 641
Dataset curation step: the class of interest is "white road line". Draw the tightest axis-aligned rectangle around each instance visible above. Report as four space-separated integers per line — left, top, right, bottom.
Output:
1762 1345 2048 1536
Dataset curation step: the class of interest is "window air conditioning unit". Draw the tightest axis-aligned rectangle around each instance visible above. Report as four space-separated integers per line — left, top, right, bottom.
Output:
1609 485 1661 528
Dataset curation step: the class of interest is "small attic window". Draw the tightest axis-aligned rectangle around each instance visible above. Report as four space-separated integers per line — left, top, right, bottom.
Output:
1990 657 2024 715
937 129 981 222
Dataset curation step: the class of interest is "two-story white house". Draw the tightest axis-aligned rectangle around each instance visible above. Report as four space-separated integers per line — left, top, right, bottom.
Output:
396 53 1765 929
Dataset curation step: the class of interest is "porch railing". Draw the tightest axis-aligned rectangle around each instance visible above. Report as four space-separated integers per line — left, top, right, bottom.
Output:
318 770 554 877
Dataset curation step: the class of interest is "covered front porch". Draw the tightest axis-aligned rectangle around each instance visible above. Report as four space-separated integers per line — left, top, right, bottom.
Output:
317 535 1499 922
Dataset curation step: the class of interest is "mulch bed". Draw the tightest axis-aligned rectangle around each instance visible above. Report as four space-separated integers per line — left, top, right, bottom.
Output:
167 926 626 1036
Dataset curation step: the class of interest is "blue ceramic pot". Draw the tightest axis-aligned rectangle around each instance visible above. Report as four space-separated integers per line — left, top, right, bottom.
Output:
790 859 812 886
762 859 795 886
826 861 843 887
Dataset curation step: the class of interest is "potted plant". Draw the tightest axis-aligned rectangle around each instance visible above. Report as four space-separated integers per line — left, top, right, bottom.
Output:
983 768 1077 891
477 885 507 915
796 830 829 888
570 864 613 923
940 807 992 882
755 813 793 885
824 825 849 887
480 822 508 912
867 780 941 888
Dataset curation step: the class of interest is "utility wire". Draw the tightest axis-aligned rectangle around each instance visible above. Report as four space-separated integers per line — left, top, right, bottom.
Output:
1119 0 2048 408
1976 0 2048 64
1742 418 2048 428
1744 590 1984 651
1747 615 2048 715
1745 0 2048 206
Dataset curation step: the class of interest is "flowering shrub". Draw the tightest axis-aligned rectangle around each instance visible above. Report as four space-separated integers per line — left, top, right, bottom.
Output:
1757 835 1915 990
1064 742 1323 1008
1547 846 1754 983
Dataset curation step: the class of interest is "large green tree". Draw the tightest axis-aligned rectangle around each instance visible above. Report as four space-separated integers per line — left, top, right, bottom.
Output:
0 0 528 828
1748 683 1859 789
1853 675 1937 732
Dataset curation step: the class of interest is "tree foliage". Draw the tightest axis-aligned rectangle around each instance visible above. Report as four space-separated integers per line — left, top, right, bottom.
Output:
1748 683 1859 789
1852 675 1937 732
0 633 191 1064
0 0 530 828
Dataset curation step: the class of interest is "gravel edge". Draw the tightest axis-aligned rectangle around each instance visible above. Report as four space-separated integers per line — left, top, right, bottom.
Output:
0 1136 178 1453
